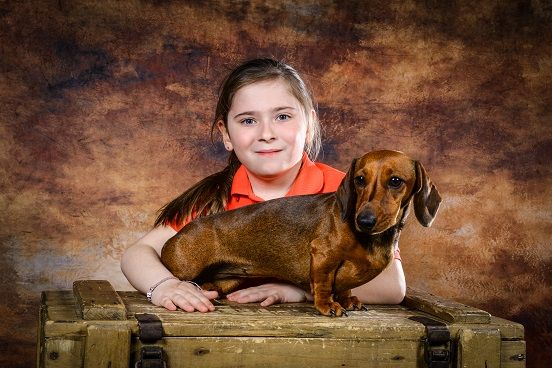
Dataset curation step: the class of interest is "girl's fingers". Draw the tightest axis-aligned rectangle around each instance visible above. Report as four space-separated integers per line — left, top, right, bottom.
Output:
202 290 219 299
260 295 279 307
153 281 218 312
228 286 279 304
228 284 308 304
161 298 178 311
173 289 215 312
227 289 257 302
175 298 198 313
156 283 306 310
236 292 262 303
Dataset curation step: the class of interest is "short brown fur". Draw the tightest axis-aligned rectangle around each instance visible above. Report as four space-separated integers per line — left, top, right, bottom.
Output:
161 150 441 316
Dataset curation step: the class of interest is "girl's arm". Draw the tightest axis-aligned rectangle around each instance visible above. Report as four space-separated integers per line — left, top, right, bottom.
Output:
120 226 219 312
351 259 406 304
227 259 406 306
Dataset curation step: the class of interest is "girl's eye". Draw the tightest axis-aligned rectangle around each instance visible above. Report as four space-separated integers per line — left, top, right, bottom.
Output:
276 114 290 121
241 118 256 125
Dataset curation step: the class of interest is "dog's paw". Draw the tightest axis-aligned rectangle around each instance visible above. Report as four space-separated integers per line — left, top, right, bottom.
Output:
335 295 364 311
315 301 347 317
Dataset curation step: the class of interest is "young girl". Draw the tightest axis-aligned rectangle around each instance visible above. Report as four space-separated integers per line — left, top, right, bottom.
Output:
121 58 405 313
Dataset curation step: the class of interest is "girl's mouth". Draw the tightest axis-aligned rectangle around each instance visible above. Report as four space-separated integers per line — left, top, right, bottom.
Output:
256 149 283 156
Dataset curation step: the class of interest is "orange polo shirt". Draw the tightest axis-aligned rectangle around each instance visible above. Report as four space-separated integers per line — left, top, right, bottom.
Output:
170 153 344 232
226 153 345 210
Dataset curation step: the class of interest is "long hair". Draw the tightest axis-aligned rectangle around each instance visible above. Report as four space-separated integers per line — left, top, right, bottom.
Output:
155 58 322 228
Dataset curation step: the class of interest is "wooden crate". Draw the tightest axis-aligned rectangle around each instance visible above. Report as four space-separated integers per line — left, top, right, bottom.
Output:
37 280 525 368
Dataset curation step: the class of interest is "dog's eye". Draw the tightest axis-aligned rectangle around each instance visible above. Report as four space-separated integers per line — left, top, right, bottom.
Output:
354 175 366 187
388 176 404 188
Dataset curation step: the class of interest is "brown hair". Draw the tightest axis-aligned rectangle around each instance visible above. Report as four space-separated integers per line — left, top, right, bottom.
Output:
155 58 322 228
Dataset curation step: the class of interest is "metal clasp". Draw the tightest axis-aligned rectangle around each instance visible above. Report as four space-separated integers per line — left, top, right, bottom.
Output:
135 346 167 368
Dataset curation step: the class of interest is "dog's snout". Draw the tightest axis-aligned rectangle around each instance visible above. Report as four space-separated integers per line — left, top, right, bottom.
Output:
356 212 377 232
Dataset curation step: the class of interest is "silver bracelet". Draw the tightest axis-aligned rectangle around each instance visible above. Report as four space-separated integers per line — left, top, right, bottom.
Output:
146 278 203 302
186 280 202 290
146 276 179 302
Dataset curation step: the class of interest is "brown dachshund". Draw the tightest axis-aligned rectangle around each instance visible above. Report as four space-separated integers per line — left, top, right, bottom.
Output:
161 150 441 316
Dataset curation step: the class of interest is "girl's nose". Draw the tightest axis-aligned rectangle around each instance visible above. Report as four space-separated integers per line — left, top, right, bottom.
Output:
258 121 276 142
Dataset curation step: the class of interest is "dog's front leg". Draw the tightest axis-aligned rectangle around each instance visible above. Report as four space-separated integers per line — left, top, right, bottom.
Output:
334 290 365 311
309 243 346 317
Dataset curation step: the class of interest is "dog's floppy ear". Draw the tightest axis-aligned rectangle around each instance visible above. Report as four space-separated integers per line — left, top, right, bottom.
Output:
336 158 357 222
413 161 442 227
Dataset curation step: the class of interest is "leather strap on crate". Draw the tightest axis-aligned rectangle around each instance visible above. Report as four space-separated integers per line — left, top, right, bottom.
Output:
136 313 164 343
136 346 166 368
409 316 454 368
135 314 166 368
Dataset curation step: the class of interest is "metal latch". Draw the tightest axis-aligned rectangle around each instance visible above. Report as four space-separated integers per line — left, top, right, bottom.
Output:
409 316 453 368
135 346 167 368
135 313 167 368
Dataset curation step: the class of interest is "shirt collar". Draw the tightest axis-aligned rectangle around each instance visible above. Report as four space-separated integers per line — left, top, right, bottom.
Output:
230 153 324 201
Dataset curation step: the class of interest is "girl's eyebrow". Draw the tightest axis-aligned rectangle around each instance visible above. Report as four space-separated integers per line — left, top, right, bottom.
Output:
274 106 297 113
233 106 297 119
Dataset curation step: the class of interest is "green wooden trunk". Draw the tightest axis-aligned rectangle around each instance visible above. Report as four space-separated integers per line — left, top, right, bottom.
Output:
37 280 525 368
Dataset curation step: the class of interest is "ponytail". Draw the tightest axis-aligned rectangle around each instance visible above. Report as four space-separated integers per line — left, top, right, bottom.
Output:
154 152 241 228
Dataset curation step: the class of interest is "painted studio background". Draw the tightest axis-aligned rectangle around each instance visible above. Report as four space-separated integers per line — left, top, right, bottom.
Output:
1 0 550 366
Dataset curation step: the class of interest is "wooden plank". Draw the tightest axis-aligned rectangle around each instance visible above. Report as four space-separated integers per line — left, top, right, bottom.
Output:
37 292 48 368
130 337 422 368
155 313 425 339
42 338 84 368
444 316 525 343
403 287 491 324
42 290 524 340
73 280 126 320
43 308 426 341
84 324 130 368
489 316 525 340
118 291 426 339
500 340 526 367
457 328 501 368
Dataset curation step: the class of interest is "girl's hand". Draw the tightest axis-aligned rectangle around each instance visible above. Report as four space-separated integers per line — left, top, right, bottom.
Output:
151 279 219 312
226 283 311 307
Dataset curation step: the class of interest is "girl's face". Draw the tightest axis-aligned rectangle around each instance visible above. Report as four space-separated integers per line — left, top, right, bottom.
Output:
218 78 310 179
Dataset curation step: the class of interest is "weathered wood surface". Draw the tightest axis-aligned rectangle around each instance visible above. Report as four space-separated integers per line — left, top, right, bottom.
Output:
458 328 502 368
500 341 527 368
41 338 84 368
83 325 130 368
38 281 525 368
73 280 126 320
42 289 427 339
130 337 420 368
403 286 491 324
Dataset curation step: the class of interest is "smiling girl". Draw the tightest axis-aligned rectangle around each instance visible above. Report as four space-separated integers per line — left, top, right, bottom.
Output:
121 58 405 312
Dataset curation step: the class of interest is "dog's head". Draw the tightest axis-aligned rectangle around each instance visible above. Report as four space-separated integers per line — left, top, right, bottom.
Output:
336 150 441 234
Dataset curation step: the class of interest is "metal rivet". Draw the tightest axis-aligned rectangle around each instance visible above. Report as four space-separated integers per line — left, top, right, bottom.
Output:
510 353 526 361
49 351 59 360
194 347 210 356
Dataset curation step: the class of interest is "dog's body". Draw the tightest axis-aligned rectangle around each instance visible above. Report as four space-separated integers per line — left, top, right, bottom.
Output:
161 150 441 316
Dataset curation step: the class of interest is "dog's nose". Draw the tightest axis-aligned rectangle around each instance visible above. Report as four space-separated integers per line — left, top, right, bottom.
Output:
357 212 377 231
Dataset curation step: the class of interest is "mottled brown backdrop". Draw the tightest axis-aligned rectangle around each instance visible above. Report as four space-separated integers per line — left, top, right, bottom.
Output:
1 0 550 366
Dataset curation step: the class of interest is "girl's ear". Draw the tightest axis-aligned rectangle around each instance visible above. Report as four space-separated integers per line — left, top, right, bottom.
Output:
217 120 233 151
